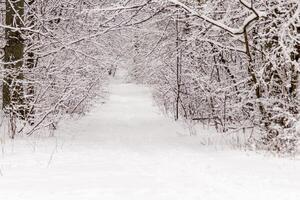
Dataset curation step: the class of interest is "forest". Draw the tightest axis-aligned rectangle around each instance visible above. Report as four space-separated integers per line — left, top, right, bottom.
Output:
1 0 298 154
0 0 299 199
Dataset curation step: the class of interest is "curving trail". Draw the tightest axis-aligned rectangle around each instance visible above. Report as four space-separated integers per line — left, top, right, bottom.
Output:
0 70 299 200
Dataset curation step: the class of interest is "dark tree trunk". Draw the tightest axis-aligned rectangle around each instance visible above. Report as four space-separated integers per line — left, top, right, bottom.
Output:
3 0 25 138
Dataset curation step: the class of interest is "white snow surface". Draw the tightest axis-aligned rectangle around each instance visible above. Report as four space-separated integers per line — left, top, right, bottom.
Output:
0 70 300 200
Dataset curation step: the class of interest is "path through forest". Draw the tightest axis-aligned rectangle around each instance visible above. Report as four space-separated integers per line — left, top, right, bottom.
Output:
0 70 300 200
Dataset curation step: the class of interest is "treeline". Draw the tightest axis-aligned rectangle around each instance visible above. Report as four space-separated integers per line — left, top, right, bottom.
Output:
129 0 299 153
0 0 299 153
0 0 128 137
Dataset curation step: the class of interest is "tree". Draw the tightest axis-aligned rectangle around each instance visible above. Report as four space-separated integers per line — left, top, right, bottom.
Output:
3 0 25 137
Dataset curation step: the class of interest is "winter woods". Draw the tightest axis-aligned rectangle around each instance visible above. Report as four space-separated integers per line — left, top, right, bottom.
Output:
0 0 128 137
128 0 300 153
0 0 299 153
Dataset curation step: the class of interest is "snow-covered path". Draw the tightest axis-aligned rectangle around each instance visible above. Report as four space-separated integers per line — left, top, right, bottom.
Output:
0 72 300 200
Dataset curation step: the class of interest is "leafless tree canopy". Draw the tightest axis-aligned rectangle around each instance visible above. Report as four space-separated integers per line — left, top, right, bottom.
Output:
0 0 299 153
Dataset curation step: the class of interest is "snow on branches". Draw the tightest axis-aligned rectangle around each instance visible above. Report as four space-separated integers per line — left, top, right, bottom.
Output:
128 0 299 153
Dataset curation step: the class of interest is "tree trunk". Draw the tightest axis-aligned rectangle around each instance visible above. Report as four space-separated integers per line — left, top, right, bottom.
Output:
3 0 25 130
175 8 181 121
25 0 36 125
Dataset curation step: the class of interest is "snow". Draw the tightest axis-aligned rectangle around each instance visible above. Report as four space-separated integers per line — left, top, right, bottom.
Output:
168 0 244 34
0 70 300 200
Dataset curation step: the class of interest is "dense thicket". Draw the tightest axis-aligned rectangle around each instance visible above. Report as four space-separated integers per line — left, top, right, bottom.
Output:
128 0 299 153
0 0 128 137
0 0 299 153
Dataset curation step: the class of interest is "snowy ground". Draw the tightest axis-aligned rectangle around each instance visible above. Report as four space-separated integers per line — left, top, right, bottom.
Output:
0 71 300 200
